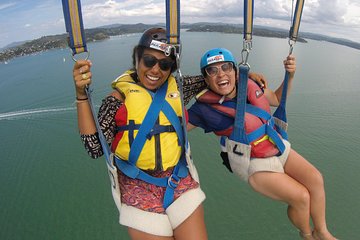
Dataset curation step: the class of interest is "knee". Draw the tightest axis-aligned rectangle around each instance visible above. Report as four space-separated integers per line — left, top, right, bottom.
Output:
309 169 325 191
291 188 311 210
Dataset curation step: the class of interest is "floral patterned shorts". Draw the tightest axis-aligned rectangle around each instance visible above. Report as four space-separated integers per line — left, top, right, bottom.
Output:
118 168 199 214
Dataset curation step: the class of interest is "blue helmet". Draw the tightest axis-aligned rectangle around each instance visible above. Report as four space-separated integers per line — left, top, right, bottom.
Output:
200 48 237 75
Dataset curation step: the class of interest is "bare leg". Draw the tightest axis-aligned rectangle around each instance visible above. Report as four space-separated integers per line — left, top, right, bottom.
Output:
284 149 337 240
128 228 174 240
173 205 208 240
248 171 312 235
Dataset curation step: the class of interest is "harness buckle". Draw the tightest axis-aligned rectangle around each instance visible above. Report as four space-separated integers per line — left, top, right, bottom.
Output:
167 174 180 189
267 117 275 127
146 128 154 140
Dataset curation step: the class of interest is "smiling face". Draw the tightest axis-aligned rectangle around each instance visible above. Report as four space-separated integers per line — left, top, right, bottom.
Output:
204 61 237 98
136 48 173 91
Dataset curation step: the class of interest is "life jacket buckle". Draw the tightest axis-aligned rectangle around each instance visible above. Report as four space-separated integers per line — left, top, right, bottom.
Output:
168 174 180 189
146 128 154 140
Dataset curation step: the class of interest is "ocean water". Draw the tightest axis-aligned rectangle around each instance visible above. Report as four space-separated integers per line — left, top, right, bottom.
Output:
0 31 359 240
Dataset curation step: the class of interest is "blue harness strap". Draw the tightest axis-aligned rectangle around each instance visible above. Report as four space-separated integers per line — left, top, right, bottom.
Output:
218 100 285 154
114 153 188 209
162 101 184 146
86 88 113 167
117 124 177 140
272 0 305 140
164 0 196 209
272 71 290 140
163 154 187 208
230 64 250 145
229 0 287 152
127 82 168 165
116 102 184 145
62 0 113 168
234 0 256 144
245 104 285 153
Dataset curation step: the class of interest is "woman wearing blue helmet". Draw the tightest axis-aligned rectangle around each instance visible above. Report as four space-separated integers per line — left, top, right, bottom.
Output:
187 48 337 240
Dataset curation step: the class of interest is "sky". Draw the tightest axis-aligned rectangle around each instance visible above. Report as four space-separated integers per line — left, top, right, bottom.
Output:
0 0 359 49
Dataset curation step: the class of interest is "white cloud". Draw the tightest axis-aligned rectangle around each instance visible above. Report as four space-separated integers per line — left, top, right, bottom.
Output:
0 0 359 48
0 3 15 11
82 0 164 24
343 2 360 25
28 0 360 42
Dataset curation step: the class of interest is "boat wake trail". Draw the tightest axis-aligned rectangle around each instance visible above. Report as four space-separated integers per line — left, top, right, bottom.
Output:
0 107 75 120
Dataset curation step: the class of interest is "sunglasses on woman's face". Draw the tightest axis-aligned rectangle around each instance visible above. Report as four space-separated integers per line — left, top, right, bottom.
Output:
142 54 174 71
205 62 234 77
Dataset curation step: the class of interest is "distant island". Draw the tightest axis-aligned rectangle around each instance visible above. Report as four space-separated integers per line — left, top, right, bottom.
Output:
1 22 359 63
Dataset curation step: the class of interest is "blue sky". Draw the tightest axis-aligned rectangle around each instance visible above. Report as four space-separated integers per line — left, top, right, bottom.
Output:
0 0 359 49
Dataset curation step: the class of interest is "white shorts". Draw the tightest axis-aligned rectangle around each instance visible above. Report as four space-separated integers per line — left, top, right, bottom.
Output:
107 146 205 237
119 187 206 236
248 139 291 177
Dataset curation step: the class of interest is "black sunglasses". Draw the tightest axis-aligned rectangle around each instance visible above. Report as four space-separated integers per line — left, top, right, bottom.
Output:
142 54 174 71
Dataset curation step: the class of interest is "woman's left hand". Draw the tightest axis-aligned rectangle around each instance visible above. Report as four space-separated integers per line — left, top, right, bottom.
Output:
249 72 268 89
73 59 92 99
284 55 296 73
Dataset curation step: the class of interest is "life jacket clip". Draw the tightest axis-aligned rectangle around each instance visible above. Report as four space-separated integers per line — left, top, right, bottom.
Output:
168 174 180 189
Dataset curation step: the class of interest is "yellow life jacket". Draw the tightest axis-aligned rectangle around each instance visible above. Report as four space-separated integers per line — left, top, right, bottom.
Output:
111 71 183 171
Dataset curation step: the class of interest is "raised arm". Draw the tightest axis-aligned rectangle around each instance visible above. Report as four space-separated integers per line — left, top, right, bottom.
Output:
264 55 296 107
73 60 98 134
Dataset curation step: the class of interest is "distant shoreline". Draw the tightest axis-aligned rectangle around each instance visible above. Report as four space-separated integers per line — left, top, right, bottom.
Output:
1 22 359 63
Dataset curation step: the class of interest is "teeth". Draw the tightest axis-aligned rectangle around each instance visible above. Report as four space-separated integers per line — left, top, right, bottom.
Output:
147 75 160 81
218 80 229 86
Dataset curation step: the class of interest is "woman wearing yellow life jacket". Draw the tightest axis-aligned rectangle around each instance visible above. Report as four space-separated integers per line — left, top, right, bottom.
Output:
72 27 207 240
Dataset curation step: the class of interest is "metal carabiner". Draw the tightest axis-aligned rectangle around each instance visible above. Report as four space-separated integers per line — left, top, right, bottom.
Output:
288 39 296 55
240 40 252 67
241 48 250 65
164 45 172 57
71 50 90 62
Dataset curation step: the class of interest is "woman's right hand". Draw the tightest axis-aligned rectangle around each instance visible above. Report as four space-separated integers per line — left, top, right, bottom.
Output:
248 72 268 89
73 60 92 99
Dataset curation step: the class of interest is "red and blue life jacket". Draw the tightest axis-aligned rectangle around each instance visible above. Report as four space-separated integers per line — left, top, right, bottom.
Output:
196 79 284 158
